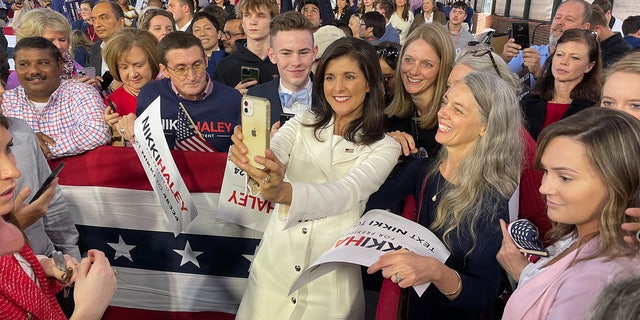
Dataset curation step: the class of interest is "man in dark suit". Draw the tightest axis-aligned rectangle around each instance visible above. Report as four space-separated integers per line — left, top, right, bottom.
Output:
90 1 124 91
247 11 318 126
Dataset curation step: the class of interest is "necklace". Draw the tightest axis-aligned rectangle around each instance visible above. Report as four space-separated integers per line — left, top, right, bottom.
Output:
431 175 445 202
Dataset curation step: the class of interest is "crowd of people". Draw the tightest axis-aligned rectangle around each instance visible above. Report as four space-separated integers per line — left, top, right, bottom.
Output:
0 0 640 319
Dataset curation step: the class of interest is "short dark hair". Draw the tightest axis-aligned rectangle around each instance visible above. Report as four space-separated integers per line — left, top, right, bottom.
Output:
80 0 95 8
622 15 640 35
312 37 386 145
451 0 468 11
157 31 205 65
200 3 226 27
296 0 320 12
192 11 221 31
179 0 195 14
14 36 63 63
269 11 315 38
591 0 612 13
97 0 124 20
361 11 385 38
589 4 608 29
374 0 394 20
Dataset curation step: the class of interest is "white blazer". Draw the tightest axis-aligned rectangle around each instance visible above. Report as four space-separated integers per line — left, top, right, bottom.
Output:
236 111 401 320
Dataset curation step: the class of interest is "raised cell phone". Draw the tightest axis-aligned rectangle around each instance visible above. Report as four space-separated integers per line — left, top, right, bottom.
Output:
512 21 530 49
29 162 64 204
241 96 271 170
240 66 260 84
77 66 96 79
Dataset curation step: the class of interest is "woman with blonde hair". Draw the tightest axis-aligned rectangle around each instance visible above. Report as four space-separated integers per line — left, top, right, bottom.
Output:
102 28 159 134
368 72 524 318
70 29 92 67
8 8 95 89
599 51 640 247
498 107 640 319
385 22 454 158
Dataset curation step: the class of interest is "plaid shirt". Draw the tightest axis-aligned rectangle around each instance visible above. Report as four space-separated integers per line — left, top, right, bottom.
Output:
2 80 111 158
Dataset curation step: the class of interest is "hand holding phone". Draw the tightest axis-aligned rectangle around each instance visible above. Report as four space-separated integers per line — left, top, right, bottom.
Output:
512 22 530 49
30 162 64 204
241 96 271 169
241 66 260 84
77 67 96 79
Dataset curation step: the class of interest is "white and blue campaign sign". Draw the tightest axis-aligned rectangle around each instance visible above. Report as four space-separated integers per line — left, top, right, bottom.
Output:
290 209 451 297
133 96 199 236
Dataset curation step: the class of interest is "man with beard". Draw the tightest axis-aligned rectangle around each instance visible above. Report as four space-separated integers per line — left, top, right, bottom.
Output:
501 0 591 83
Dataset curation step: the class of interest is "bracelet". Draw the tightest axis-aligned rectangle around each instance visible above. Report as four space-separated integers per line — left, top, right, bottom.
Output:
442 270 462 297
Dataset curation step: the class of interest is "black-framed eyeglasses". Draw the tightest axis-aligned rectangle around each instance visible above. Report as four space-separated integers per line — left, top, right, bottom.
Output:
471 49 501 77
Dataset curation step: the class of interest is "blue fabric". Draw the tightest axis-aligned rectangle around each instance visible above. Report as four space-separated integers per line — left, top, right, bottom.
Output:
624 35 640 48
279 88 310 108
380 23 400 44
136 78 242 151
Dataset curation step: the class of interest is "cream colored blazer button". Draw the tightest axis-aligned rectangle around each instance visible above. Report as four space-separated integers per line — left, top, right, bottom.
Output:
291 297 297 304
295 265 301 272
301 227 308 234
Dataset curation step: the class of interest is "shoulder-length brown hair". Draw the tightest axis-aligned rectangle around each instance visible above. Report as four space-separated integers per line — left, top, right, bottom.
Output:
532 29 602 103
310 37 386 145
536 108 640 260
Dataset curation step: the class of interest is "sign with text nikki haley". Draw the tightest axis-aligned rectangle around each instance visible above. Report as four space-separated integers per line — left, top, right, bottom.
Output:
49 147 263 319
133 96 199 235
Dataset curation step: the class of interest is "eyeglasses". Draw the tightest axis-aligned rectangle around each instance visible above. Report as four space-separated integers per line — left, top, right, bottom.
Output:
471 49 501 77
223 31 244 39
165 62 206 76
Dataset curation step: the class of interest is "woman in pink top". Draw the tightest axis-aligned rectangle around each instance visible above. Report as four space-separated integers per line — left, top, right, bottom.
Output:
497 108 640 320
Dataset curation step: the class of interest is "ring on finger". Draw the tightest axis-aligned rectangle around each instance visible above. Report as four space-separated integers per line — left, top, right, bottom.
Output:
119 128 125 134
113 268 118 276
262 174 271 185
393 272 403 284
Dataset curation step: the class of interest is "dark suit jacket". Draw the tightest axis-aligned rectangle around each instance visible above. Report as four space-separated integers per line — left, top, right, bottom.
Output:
89 40 103 75
247 76 318 126
521 93 596 141
335 7 354 24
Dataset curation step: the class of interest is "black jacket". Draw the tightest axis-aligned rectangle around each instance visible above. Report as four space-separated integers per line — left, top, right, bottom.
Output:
213 39 279 87
521 93 596 141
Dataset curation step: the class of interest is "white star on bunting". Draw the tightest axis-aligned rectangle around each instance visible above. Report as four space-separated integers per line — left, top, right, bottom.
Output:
173 241 204 268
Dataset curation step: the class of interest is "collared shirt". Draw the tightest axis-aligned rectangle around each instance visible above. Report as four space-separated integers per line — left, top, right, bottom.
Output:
170 75 215 101
178 19 193 32
100 41 109 74
1 80 111 158
278 79 312 115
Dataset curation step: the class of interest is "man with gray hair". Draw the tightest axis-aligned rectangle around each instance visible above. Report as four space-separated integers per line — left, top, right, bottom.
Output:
501 0 591 90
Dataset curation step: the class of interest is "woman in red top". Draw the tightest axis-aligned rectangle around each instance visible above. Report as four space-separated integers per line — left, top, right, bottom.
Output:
103 28 160 136
520 29 602 141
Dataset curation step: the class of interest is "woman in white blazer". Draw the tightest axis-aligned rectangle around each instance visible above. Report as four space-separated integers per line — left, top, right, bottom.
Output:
230 37 402 320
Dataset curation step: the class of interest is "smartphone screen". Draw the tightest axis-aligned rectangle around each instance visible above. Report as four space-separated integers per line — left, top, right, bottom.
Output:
241 96 271 169
512 22 530 49
29 162 64 204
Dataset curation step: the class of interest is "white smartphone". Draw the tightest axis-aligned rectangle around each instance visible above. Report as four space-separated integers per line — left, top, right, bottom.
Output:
241 95 271 169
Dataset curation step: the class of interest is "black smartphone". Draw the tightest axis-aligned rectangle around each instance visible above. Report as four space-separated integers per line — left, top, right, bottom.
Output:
280 113 295 125
512 21 530 49
240 66 260 84
29 162 64 204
